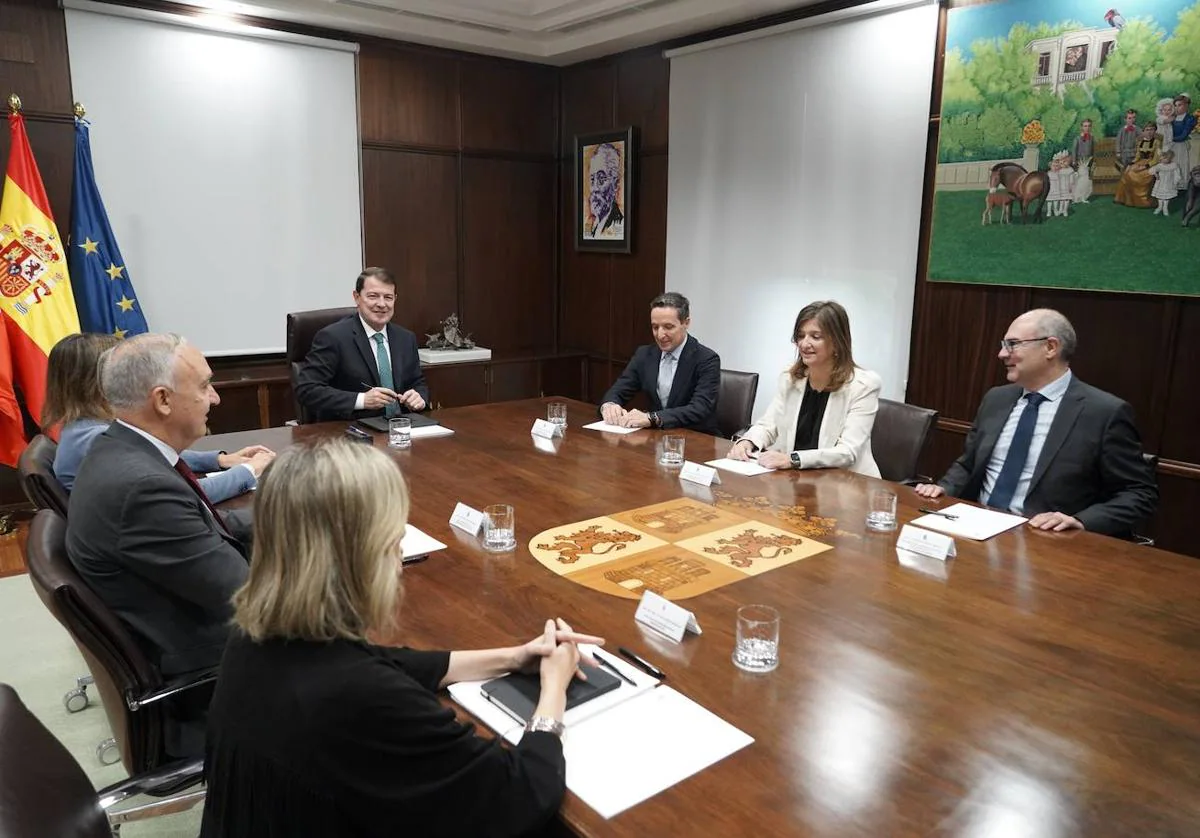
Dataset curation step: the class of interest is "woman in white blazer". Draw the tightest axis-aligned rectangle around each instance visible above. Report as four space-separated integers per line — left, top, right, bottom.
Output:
730 301 881 477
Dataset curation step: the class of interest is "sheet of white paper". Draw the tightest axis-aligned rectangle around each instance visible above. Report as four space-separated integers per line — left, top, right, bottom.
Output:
564 686 753 819
910 502 1027 541
401 525 447 560
705 457 774 476
410 425 455 439
581 420 640 435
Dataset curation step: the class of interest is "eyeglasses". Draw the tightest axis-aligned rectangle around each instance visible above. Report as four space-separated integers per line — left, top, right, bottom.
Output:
999 336 1050 353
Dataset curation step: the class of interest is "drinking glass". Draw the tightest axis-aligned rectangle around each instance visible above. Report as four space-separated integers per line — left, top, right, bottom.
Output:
732 605 780 673
547 402 567 435
482 504 516 553
388 417 412 450
866 489 897 532
659 434 685 467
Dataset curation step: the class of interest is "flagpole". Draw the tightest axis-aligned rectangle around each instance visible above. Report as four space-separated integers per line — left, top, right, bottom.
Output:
7 94 20 114
74 102 86 119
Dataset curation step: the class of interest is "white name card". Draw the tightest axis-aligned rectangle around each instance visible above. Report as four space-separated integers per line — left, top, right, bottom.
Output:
531 418 558 439
679 461 721 487
896 524 957 562
634 590 702 643
449 502 485 536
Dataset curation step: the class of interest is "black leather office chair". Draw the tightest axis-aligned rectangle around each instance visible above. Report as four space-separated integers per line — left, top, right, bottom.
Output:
25 510 213 792
716 370 759 440
872 398 938 484
286 307 355 424
0 683 203 836
1134 453 1159 546
16 434 68 517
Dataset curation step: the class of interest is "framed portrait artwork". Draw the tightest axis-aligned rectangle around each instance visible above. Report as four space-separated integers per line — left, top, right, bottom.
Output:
575 127 635 253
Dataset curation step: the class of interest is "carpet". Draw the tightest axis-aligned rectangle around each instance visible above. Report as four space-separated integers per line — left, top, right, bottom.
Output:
0 573 204 836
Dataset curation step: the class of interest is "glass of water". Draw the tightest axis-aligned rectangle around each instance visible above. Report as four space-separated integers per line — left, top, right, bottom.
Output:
659 434 685 467
388 417 412 449
547 402 567 435
732 604 780 673
482 504 516 553
866 488 897 532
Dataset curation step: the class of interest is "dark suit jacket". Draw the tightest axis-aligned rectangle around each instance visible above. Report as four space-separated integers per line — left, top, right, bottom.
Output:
66 423 250 756
600 336 721 435
938 377 1157 536
201 635 564 838
294 315 430 423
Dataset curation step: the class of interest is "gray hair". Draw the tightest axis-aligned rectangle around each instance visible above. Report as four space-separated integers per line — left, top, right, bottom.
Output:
650 291 690 322
1030 309 1077 361
100 333 186 410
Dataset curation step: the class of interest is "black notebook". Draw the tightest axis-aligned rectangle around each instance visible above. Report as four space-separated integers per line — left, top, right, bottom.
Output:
480 665 621 724
355 413 439 432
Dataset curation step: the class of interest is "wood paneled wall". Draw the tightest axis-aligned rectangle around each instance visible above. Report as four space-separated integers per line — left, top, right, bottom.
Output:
557 51 671 402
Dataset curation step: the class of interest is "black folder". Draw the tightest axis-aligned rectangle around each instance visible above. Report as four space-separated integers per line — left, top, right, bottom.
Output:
355 413 439 432
480 665 621 724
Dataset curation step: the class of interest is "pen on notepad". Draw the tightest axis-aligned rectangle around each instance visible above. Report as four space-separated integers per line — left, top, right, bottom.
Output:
592 650 637 687
617 647 665 680
919 508 958 520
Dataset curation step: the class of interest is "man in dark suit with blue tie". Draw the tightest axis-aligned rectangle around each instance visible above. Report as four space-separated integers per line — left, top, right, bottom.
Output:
294 267 429 423
915 309 1157 537
599 292 720 435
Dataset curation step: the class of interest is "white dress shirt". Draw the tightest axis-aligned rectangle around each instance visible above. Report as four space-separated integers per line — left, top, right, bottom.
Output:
354 316 390 411
980 369 1073 514
117 419 179 466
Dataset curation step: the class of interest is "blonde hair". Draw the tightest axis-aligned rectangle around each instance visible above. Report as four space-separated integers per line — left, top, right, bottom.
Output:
233 439 408 642
41 333 120 430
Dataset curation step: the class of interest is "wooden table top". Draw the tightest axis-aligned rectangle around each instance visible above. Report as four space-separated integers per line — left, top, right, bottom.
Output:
196 398 1200 837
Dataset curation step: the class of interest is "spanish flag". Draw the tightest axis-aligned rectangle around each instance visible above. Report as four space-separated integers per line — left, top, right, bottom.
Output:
0 103 80 465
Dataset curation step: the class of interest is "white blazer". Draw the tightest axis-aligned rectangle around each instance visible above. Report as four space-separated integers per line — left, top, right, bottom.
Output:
740 368 881 477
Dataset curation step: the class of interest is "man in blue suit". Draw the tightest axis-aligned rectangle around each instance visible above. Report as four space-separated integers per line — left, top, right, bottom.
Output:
295 267 429 423
599 292 720 435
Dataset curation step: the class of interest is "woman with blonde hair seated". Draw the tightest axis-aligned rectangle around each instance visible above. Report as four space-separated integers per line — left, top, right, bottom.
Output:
200 439 600 837
43 332 271 499
729 300 881 476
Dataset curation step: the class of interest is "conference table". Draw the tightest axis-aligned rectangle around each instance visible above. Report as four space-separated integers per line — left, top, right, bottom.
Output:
196 398 1200 837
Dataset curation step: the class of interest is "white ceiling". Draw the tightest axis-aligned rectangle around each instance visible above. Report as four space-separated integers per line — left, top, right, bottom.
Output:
182 0 824 64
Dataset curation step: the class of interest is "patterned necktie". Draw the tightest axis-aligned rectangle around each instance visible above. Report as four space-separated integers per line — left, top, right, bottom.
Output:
173 459 230 535
657 352 676 408
371 332 398 418
988 391 1047 513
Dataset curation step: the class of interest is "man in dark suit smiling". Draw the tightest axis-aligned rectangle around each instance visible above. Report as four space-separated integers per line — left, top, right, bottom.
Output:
599 291 720 435
295 267 429 423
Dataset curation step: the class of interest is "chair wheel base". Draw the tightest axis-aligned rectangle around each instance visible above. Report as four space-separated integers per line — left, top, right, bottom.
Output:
64 687 89 713
98 737 120 765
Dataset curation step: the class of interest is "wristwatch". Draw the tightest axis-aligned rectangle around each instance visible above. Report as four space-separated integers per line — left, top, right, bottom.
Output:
649 412 661 429
790 451 802 469
526 716 565 738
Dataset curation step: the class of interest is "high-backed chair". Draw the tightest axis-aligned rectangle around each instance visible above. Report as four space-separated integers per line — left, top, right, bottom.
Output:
17 434 68 517
716 370 759 440
24 509 214 785
0 683 204 836
286 306 356 424
872 398 938 484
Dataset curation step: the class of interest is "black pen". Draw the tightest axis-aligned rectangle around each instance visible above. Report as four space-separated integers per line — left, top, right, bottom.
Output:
617 646 665 680
919 508 958 520
592 650 637 687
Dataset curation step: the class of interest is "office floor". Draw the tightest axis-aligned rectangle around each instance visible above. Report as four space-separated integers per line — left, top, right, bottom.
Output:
0 529 203 836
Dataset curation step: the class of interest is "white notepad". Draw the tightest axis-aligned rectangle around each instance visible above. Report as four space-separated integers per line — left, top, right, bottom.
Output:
409 425 455 439
910 503 1027 541
581 420 641 435
705 457 774 476
400 525 446 560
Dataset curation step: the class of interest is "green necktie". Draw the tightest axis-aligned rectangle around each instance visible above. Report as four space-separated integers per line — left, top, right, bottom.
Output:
371 332 398 417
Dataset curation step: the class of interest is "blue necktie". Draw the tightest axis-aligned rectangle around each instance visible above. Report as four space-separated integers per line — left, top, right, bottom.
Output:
988 391 1046 513
371 332 398 418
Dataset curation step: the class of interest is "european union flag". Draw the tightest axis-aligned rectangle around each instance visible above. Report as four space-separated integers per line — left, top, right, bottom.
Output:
68 118 149 339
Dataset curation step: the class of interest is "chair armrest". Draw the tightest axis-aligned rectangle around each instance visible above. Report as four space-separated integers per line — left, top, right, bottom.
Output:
126 667 218 711
96 756 203 810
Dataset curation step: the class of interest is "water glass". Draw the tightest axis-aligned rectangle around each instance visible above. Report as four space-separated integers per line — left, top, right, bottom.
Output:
388 417 412 449
659 434 686 467
482 504 516 553
866 488 897 532
547 402 567 435
732 605 780 673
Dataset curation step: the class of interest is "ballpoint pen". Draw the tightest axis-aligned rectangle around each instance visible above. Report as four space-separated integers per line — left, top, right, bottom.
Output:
617 647 666 680
592 650 637 687
919 508 959 520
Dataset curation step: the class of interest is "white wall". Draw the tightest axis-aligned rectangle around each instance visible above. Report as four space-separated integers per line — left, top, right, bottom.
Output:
665 1 938 419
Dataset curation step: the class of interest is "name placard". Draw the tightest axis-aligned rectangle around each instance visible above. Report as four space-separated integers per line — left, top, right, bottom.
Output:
634 590 702 643
449 502 485 536
896 524 956 561
530 418 558 439
679 461 722 487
